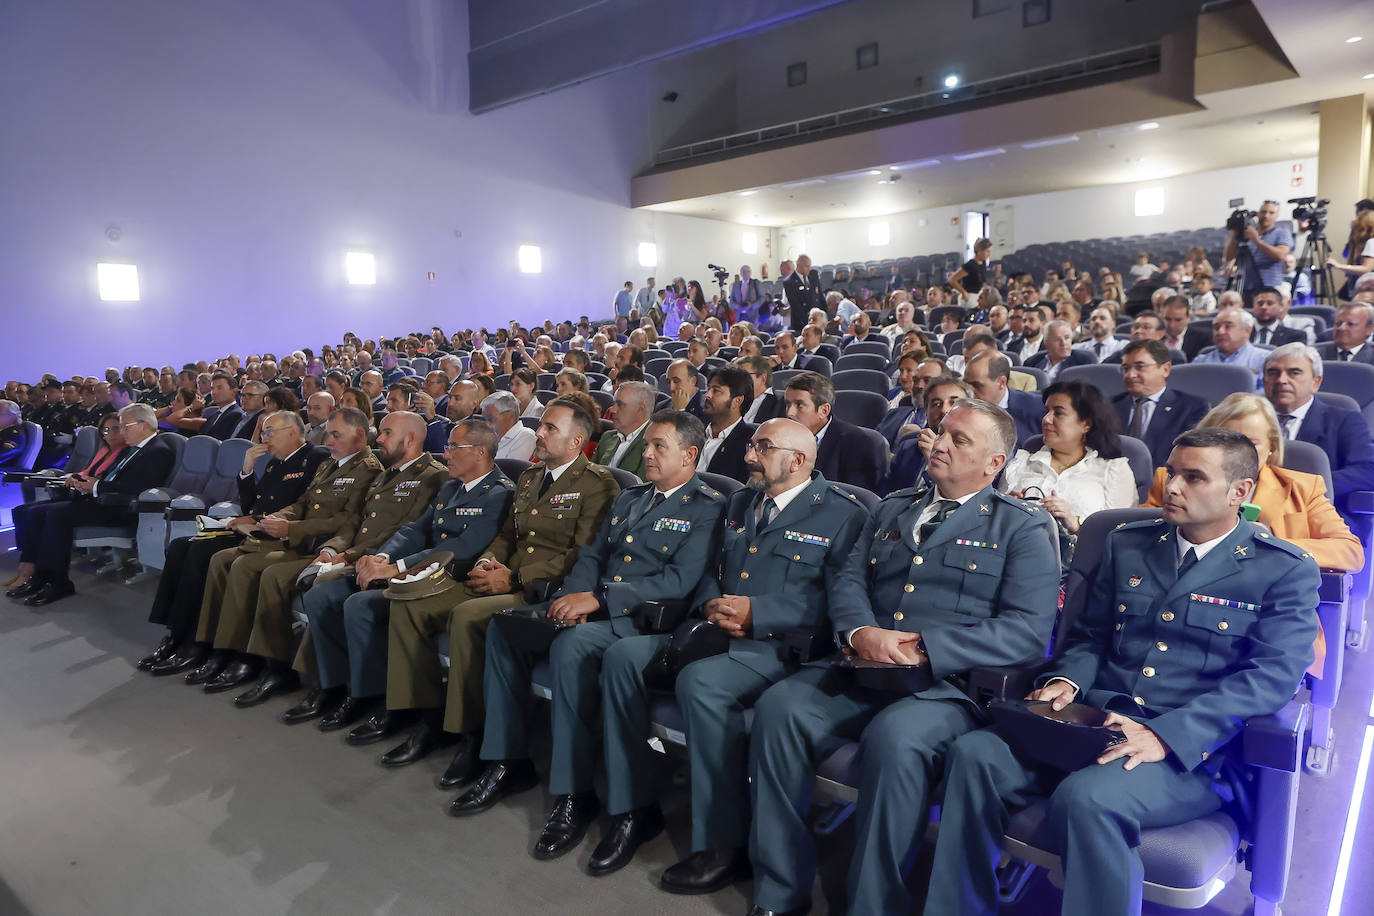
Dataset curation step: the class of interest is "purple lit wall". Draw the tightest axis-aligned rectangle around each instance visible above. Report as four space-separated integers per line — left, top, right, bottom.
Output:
0 0 761 381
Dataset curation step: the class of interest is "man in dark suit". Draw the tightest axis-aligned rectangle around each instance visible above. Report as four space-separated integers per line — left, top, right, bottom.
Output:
924 428 1319 916
666 359 708 423
768 331 813 373
1251 287 1308 348
962 351 1043 446
1160 297 1212 361
884 265 905 293
737 356 784 425
783 254 822 336
1112 339 1210 466
195 374 246 440
782 372 884 492
1316 302 1374 365
698 367 756 483
1023 320 1096 381
230 380 268 439
19 404 176 605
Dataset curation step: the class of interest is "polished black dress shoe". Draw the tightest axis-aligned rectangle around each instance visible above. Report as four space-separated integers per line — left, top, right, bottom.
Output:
25 579 76 606
6 578 44 599
203 660 260 693
661 847 752 894
184 653 230 686
281 686 340 724
318 695 369 732
533 791 600 861
448 759 539 817
587 803 665 876
137 635 179 671
233 669 300 708
151 648 207 677
345 710 398 746
746 905 810 916
436 734 480 789
379 722 456 768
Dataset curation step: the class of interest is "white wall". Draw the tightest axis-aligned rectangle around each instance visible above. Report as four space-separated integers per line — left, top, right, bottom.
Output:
777 157 1318 265
0 0 762 380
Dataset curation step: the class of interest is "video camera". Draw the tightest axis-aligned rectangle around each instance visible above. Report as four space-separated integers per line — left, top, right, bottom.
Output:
1225 208 1256 234
1289 196 1329 236
707 263 731 286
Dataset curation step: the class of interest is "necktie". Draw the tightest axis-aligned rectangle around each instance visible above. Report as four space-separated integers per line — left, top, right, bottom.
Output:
1258 327 1270 345
537 471 554 497
1177 547 1198 578
1127 398 1145 439
1094 342 1104 358
103 444 140 482
1277 414 1293 440
918 499 960 544
1340 350 1353 362
1168 335 1179 350
757 497 778 528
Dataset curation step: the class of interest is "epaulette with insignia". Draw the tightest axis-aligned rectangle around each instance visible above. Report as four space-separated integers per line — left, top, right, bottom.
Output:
698 483 724 500
829 483 858 501
1115 517 1166 533
1252 529 1312 560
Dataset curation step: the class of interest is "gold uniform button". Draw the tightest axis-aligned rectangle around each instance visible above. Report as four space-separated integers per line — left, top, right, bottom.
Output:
740 571 750 580
904 584 914 593
526 546 535 554
1142 666 1156 677
1155 641 1168 651
312 503 320 510
1201 751 1210 761
530 508 538 516
749 546 758 554
661 546 668 552
793 554 801 561
967 563 977 571
1161 611 1175 622
625 535 634 543
893 612 904 621
360 526 369 533
1133 695 1145 705
441 533 449 539
870 557 877 565
1218 621 1229 631
613 575 622 582
1117 604 1126 612
621 608 629 615
913 556 924 565
623 555 632 563
370 511 377 517
315 488 323 494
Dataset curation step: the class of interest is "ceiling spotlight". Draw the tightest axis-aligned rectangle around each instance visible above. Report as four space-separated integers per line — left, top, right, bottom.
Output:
1346 36 1363 43
1364 73 1374 80
943 74 960 89
1137 122 1160 131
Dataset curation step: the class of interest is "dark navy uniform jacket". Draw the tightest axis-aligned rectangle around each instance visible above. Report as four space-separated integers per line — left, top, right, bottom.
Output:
378 469 514 577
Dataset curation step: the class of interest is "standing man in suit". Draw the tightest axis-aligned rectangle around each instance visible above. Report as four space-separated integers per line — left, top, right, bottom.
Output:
730 265 764 322
1250 287 1308 347
746 400 1061 916
21 404 176 606
593 418 870 887
698 367 756 483
450 413 722 863
1159 297 1211 361
383 400 619 789
666 359 707 422
591 381 654 477
289 420 513 756
963 351 1043 446
141 411 328 673
1317 302 1374 364
784 254 822 336
924 428 1320 916
736 356 783 425
783 372 884 492
1113 339 1210 467
1024 320 1096 381
634 277 656 316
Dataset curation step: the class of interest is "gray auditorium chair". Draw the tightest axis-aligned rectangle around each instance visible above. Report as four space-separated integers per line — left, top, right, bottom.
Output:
843 340 894 359
536 374 557 391
410 357 433 374
135 435 219 574
165 437 255 545
832 390 889 428
1056 363 1125 400
608 466 641 489
698 471 743 495
1012 366 1048 390
833 353 889 373
496 458 533 482
1316 361 1374 428
830 369 891 396
1315 391 1360 413
73 432 186 575
65 426 100 477
1166 364 1255 407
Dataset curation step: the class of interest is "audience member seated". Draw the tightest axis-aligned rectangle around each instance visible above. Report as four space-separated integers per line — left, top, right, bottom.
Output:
1159 295 1210 360
1100 308 1167 367
1024 319 1096 380
1316 302 1374 365
591 381 654 476
1006 301 1046 361
1076 305 1127 362
734 355 783 425
1001 380 1136 538
1113 339 1209 466
782 371 884 492
1193 306 1267 373
877 376 967 495
746 399 1060 916
962 351 1042 445
768 330 811 372
1251 286 1309 347
665 359 706 421
555 368 590 399
9 404 175 606
876 351 926 448
925 428 1319 916
480 392 537 462
697 367 755 482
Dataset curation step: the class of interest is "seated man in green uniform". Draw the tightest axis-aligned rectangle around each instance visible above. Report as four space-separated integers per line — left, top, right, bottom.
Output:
746 400 1062 916
450 411 726 867
590 418 870 887
923 427 1321 916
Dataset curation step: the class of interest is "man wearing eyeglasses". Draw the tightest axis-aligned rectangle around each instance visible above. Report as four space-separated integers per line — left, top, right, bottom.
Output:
18 404 175 606
1111 339 1208 467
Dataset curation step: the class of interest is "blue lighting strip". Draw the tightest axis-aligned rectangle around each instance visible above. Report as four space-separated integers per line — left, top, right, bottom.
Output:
1327 712 1374 914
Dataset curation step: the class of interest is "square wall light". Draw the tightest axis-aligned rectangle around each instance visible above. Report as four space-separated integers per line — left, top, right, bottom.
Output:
1134 187 1164 217
869 222 891 246
97 262 140 301
344 251 376 285
638 242 658 267
518 245 542 274
742 232 758 254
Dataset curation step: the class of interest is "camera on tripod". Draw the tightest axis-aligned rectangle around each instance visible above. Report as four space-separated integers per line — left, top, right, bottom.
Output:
1288 196 1329 236
707 263 731 286
1226 208 1257 234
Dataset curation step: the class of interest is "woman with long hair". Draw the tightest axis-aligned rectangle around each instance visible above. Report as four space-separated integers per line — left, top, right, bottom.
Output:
1328 210 1374 296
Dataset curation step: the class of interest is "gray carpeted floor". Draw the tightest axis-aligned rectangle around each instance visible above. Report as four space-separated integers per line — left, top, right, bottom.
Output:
1 550 1369 915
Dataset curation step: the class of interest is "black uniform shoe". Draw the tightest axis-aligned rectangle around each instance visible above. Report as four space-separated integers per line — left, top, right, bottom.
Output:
345 710 397 746
532 791 600 861
5 578 43 599
436 734 481 789
137 635 178 671
587 803 665 876
379 722 456 768
233 669 301 708
318 695 369 732
24 579 76 606
184 653 230 686
281 686 341 725
151 648 208 677
660 847 752 894
203 660 260 693
448 759 539 817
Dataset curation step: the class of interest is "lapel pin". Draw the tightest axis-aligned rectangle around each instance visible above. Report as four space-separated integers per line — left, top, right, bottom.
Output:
1128 575 1142 587
979 504 990 513
1234 545 1248 557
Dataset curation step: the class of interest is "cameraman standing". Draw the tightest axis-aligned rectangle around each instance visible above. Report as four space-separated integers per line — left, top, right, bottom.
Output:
1224 199 1292 300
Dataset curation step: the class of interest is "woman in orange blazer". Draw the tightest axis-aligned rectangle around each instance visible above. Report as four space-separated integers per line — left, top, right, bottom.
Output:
1144 392 1363 674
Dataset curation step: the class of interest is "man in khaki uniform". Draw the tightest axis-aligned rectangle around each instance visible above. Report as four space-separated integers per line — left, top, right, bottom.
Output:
184 407 381 686
383 397 620 789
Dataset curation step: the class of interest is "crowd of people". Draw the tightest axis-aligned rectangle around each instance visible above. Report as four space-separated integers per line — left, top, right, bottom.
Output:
4 226 1374 915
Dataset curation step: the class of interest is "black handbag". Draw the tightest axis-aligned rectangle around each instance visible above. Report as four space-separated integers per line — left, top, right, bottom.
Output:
641 618 732 693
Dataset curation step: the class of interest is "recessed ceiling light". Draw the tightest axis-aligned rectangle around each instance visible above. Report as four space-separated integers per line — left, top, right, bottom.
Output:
943 74 960 88
1364 73 1374 80
867 169 882 175
1346 36 1363 43
737 189 758 197
890 158 941 170
781 178 826 188
1020 135 1080 149
950 148 1006 161
1137 122 1160 131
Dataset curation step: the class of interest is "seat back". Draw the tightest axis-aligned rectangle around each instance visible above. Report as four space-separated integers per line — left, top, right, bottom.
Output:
1318 361 1374 427
843 340 892 358
1057 364 1125 400
64 426 101 475
163 435 218 496
1166 364 1255 407
1060 508 1161 651
699 471 743 495
832 390 889 428
1315 391 1361 413
202 437 255 505
496 458 532 481
1282 440 1334 497
833 353 889 373
11 421 43 472
609 466 642 489
410 357 433 374
830 369 891 396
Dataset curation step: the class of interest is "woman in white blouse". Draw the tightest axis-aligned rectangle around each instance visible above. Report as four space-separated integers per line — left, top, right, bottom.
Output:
509 368 544 420
1000 379 1136 534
